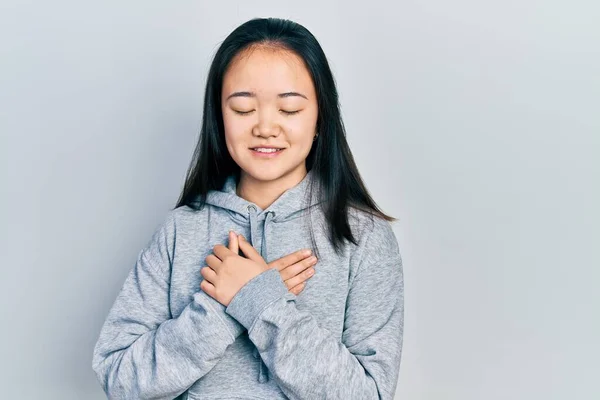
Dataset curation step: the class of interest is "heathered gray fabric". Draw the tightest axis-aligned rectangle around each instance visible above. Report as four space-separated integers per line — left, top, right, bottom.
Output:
92 170 404 399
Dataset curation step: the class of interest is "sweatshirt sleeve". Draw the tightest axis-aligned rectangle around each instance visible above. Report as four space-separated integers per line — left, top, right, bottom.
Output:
225 219 404 400
92 211 246 399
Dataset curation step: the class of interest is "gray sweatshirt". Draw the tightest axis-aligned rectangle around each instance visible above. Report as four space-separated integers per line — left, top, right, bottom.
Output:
92 170 404 399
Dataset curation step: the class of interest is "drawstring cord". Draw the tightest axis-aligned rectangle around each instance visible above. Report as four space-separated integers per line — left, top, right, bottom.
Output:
246 204 275 383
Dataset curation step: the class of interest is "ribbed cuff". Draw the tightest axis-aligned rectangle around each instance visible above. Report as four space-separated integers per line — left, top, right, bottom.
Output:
194 290 245 340
226 268 288 330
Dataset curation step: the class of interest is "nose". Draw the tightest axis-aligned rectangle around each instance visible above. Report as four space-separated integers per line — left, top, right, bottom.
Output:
253 109 281 138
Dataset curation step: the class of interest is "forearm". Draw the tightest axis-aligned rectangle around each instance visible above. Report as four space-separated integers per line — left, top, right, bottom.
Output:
226 268 402 400
93 290 244 399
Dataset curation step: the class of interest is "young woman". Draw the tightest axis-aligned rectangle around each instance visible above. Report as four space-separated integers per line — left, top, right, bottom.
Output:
92 17 404 400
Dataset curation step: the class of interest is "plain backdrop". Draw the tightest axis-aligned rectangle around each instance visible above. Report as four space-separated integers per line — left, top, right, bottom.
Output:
1 1 598 399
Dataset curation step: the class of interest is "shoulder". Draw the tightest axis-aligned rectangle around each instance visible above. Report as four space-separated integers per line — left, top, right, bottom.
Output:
346 207 403 287
170 204 205 226
347 207 400 255
152 204 203 236
345 207 402 283
140 204 206 262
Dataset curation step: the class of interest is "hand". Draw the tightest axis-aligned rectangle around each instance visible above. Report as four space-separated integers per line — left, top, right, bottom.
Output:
200 231 269 307
200 231 317 303
227 231 317 295
268 247 317 295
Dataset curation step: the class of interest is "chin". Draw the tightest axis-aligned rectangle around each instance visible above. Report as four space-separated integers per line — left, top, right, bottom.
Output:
241 167 287 183
239 163 303 184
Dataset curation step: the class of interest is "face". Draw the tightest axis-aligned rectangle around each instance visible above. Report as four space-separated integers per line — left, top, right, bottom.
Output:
221 45 319 187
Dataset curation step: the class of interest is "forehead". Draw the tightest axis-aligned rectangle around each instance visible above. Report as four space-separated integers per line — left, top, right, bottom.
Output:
222 46 314 97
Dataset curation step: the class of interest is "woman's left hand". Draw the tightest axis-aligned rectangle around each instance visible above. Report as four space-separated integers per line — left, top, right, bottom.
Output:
200 231 270 307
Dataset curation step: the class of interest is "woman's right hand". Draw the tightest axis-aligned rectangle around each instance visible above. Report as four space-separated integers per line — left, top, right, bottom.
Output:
228 231 317 295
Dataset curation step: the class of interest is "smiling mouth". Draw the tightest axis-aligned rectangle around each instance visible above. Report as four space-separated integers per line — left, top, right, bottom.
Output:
250 148 285 153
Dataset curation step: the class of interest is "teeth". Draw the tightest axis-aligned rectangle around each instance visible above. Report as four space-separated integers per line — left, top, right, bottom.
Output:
253 148 281 153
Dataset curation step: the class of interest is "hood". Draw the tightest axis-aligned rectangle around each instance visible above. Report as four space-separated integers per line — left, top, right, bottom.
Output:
200 169 322 384
204 169 321 222
202 169 322 257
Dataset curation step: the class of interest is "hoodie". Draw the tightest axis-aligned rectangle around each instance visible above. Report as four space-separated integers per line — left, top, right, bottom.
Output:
92 170 404 400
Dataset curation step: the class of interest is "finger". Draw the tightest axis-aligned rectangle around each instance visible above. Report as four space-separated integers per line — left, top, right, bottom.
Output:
280 255 317 281
228 230 239 255
238 235 265 264
213 244 235 261
205 254 222 269
200 278 216 298
269 248 313 272
200 266 217 284
283 266 315 290
289 282 305 295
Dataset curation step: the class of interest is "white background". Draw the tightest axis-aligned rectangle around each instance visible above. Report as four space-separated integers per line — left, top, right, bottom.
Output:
1 1 598 398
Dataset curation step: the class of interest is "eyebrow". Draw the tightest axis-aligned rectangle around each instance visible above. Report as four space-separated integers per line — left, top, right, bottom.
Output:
225 91 308 100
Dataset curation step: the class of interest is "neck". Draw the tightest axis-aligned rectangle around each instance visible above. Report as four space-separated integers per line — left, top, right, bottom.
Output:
236 166 307 210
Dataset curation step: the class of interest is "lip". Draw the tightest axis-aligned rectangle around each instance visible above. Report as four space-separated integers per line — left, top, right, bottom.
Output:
249 145 286 149
249 147 285 158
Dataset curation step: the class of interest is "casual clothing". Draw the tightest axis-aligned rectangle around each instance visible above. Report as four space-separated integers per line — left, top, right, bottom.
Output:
92 171 404 399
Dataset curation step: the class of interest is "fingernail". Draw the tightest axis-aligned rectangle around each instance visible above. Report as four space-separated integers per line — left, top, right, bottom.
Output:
303 249 312 256
307 268 315 276
309 256 317 263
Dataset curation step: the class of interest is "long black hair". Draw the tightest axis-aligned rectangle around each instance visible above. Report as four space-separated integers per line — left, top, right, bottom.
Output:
175 17 395 255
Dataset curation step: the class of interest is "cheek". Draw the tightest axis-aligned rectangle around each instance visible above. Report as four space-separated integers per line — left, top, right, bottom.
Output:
287 118 317 147
222 111 237 134
287 132 316 158
223 115 248 148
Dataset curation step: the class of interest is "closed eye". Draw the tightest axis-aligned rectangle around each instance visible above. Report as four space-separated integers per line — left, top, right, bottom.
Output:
233 110 254 115
233 109 301 116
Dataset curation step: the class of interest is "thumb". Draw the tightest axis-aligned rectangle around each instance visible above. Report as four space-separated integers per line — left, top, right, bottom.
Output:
238 235 266 264
228 230 239 255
